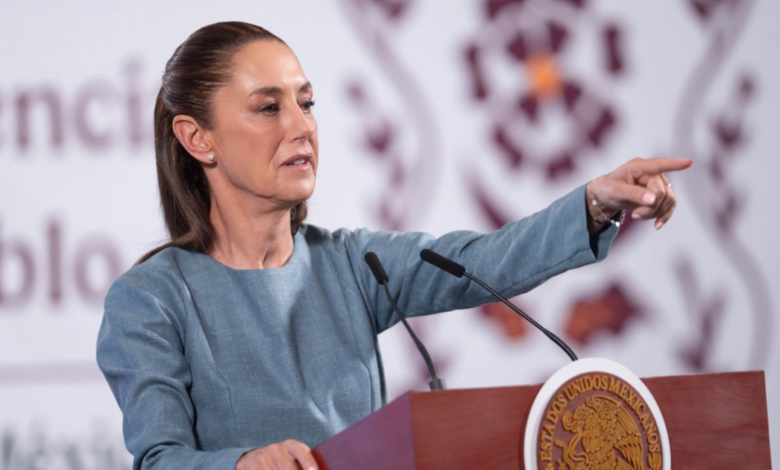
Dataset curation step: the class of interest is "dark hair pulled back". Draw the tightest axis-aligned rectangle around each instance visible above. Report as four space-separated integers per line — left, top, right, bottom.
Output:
138 21 307 264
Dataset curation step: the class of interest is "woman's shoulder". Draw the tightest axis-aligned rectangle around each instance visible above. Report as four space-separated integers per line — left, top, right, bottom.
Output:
298 223 434 259
298 223 390 252
299 223 408 244
105 247 197 312
121 246 188 281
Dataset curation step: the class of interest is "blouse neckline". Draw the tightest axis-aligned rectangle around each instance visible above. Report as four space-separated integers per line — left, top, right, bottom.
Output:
182 229 308 276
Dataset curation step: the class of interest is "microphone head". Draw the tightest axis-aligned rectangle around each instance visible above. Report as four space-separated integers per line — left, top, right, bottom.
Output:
364 252 389 284
419 249 466 278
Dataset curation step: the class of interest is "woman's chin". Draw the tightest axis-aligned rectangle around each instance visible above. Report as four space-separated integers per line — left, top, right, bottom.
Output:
282 184 316 205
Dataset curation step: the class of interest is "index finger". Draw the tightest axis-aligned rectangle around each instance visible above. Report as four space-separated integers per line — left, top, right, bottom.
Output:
630 158 693 178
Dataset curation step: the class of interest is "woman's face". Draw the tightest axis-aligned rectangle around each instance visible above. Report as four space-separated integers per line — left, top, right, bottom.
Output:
208 40 318 208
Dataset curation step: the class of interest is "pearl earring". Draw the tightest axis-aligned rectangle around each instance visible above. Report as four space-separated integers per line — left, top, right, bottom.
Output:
207 154 215 162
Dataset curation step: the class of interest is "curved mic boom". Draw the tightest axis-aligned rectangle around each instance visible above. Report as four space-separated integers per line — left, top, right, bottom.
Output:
419 248 578 362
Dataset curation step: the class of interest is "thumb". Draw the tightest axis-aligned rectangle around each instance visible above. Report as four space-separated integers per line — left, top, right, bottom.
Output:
602 180 657 209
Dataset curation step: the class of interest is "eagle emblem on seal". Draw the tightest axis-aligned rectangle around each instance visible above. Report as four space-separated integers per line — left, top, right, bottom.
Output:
554 396 644 470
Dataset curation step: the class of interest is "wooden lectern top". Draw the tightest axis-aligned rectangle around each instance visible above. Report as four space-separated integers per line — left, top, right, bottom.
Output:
314 371 771 470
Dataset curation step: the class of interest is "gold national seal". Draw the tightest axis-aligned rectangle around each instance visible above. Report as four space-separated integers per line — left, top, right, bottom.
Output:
536 372 664 470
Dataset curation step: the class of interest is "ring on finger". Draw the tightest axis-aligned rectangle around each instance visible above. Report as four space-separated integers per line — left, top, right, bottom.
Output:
659 172 672 189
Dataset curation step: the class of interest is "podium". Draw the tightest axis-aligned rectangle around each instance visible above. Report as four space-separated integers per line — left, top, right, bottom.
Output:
313 371 772 469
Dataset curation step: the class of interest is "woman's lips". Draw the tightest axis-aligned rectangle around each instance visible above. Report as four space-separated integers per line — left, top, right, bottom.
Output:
281 154 313 171
282 154 313 167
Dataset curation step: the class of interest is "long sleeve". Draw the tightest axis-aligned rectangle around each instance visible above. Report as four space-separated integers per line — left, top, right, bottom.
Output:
95 184 620 460
96 275 255 470
343 184 619 333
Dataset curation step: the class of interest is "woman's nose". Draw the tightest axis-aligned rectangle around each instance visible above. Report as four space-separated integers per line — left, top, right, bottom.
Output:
284 102 315 141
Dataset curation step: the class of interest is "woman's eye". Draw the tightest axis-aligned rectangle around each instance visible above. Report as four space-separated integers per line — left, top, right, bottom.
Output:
258 102 279 114
300 99 316 112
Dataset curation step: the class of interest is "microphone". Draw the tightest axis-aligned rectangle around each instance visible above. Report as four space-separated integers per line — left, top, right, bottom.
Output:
364 252 389 283
364 252 446 391
419 249 578 361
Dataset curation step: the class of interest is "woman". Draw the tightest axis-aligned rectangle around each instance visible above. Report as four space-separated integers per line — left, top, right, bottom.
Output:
96 22 691 470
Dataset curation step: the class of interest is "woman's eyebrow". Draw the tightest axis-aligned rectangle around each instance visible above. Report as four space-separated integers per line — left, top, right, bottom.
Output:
249 82 312 97
249 86 283 97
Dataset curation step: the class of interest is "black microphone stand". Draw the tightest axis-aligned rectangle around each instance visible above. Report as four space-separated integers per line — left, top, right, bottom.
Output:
364 252 447 391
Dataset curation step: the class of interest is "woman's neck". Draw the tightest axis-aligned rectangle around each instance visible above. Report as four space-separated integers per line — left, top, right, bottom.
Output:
207 193 295 270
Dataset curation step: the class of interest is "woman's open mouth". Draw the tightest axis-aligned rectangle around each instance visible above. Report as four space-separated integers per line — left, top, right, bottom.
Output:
282 154 313 169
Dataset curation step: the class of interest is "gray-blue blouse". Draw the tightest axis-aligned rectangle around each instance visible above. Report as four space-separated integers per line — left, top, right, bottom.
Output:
96 185 618 470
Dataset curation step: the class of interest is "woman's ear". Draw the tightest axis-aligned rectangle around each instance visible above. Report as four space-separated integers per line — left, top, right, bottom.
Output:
172 115 216 164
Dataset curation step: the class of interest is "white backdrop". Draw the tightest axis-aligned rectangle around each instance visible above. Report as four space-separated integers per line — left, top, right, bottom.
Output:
0 0 778 468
